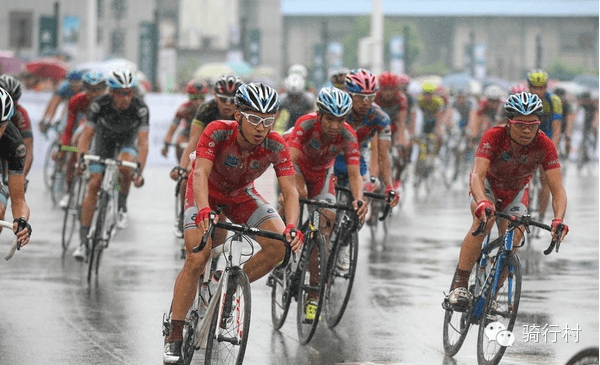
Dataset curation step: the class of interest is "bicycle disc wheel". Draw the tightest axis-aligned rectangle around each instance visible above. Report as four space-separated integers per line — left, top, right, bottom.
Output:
270 264 293 331
324 231 358 329
296 235 327 345
442 265 480 356
477 253 522 365
61 177 81 250
205 267 251 365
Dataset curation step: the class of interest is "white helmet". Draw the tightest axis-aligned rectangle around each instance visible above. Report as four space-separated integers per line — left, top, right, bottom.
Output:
108 69 136 89
288 64 308 79
284 73 306 95
0 87 15 123
484 85 506 100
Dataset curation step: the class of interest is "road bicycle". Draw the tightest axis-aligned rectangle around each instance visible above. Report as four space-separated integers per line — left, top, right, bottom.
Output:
61 146 87 251
163 212 292 365
440 129 472 190
442 209 565 365
82 154 140 283
1 220 20 261
171 166 188 247
42 122 69 205
269 197 353 344
412 133 438 197
359 180 396 243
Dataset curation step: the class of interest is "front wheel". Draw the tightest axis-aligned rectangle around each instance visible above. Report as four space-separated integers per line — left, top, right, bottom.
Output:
477 253 522 365
205 267 251 365
296 234 327 345
62 176 82 250
87 192 109 283
270 264 293 330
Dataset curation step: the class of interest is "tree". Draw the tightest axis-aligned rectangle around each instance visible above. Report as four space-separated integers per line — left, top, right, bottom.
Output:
342 16 422 72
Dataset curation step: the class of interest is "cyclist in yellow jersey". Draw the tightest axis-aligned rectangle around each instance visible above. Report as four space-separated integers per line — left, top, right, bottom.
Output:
417 82 445 154
527 69 563 227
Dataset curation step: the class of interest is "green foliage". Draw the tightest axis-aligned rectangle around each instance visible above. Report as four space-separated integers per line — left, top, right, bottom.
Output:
547 59 591 80
342 17 422 71
413 60 451 76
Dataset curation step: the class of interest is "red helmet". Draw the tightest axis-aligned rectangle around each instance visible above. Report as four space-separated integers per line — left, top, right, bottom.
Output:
397 74 411 86
378 72 400 90
186 80 209 96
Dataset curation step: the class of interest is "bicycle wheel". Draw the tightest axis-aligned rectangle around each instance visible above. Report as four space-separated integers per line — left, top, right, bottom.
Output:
477 252 522 365
324 230 358 329
270 264 293 331
87 192 109 283
441 148 460 189
43 140 59 190
296 234 327 344
442 264 480 356
205 267 251 365
566 347 599 365
61 176 81 250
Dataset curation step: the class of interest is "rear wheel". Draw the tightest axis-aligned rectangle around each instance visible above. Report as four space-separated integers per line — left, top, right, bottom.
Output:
296 234 327 344
477 253 522 365
44 140 59 190
205 268 251 365
324 230 358 329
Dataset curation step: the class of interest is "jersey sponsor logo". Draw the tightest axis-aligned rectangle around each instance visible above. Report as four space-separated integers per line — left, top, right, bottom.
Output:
249 160 259 169
225 155 238 167
210 129 233 143
308 139 320 149
510 206 521 212
16 144 26 158
208 141 215 148
264 138 286 152
329 145 337 154
501 151 512 161
89 102 100 113
138 107 149 118
266 208 275 214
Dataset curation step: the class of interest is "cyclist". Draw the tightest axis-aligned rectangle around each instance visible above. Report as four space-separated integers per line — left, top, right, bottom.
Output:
73 69 148 261
417 81 446 140
57 70 107 208
163 83 303 363
175 74 243 180
286 87 368 320
577 91 598 163
553 87 574 159
398 74 416 137
0 88 32 247
330 68 350 90
161 80 208 162
39 70 84 132
0 75 33 180
375 72 408 190
273 73 315 134
447 92 568 309
527 70 563 226
467 84 506 143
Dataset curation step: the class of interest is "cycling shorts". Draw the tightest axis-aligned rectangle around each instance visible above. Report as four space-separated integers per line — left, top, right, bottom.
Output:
295 164 335 203
470 178 529 215
333 154 368 181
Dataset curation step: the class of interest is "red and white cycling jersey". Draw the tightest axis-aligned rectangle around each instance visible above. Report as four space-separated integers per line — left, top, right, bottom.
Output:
194 120 294 200
61 92 93 146
475 125 560 208
11 104 32 140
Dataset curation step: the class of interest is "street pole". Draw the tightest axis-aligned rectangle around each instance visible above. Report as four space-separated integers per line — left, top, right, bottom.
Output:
87 0 97 62
370 0 384 75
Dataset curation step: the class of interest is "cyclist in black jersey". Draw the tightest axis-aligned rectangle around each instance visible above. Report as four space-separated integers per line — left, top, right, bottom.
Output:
73 69 149 261
273 73 315 134
0 88 32 246
553 88 574 158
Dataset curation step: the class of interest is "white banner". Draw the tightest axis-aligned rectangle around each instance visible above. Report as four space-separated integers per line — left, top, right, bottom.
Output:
21 91 188 168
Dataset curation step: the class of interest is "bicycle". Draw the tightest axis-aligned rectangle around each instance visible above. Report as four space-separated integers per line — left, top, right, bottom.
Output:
361 180 396 243
61 146 86 251
163 212 292 365
171 165 188 246
81 154 140 283
42 122 68 205
442 209 565 365
412 133 438 197
565 347 599 365
269 197 352 344
1 220 20 261
440 128 472 190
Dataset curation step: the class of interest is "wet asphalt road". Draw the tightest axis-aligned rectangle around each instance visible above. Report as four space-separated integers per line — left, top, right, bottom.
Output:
0 161 597 365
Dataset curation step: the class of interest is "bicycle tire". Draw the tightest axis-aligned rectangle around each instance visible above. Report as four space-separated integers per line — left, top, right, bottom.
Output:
441 147 460 189
477 252 522 365
43 140 59 190
296 234 327 345
270 264 293 331
87 192 109 283
61 176 81 250
324 230 358 329
565 347 599 365
205 267 251 365
442 264 481 356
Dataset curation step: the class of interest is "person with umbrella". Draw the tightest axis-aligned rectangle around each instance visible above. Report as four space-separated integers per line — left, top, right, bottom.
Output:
39 70 84 133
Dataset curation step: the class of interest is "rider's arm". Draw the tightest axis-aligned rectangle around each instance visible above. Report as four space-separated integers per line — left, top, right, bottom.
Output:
180 122 204 170
136 130 149 175
77 125 94 158
434 109 445 136
23 137 33 176
369 136 380 180
289 146 301 165
544 167 567 221
408 109 416 137
551 119 561 147
41 94 63 124
278 174 300 228
61 97 79 146
7 173 31 245
470 156 491 207
377 138 393 188
192 157 213 211
395 109 407 146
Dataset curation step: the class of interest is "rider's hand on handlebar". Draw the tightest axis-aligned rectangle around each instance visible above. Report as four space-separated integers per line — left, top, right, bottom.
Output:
385 185 400 208
283 224 303 253
194 207 216 240
161 142 169 157
353 199 368 223
13 217 32 247
133 174 144 188
474 200 494 222
551 218 569 242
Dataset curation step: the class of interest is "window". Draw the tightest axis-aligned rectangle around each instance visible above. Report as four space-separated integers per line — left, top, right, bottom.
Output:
112 0 127 20
111 29 126 56
9 11 33 48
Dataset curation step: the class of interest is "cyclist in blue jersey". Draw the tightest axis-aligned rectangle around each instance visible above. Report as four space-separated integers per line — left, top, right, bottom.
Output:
39 70 84 132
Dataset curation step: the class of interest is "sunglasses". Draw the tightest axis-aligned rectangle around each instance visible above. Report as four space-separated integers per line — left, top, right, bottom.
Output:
113 89 134 97
240 111 275 127
349 92 376 103
216 94 235 104
509 119 540 130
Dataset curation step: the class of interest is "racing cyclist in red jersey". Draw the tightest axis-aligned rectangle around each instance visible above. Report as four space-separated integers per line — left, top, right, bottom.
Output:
467 85 506 144
163 83 303 363
285 87 368 320
161 80 208 162
56 71 107 207
447 92 568 309
375 72 408 190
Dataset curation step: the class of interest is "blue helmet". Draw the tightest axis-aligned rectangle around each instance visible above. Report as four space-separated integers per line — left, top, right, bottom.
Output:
108 69 136 89
504 92 543 118
66 70 84 81
82 70 106 87
235 83 279 114
0 88 14 122
316 87 353 117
